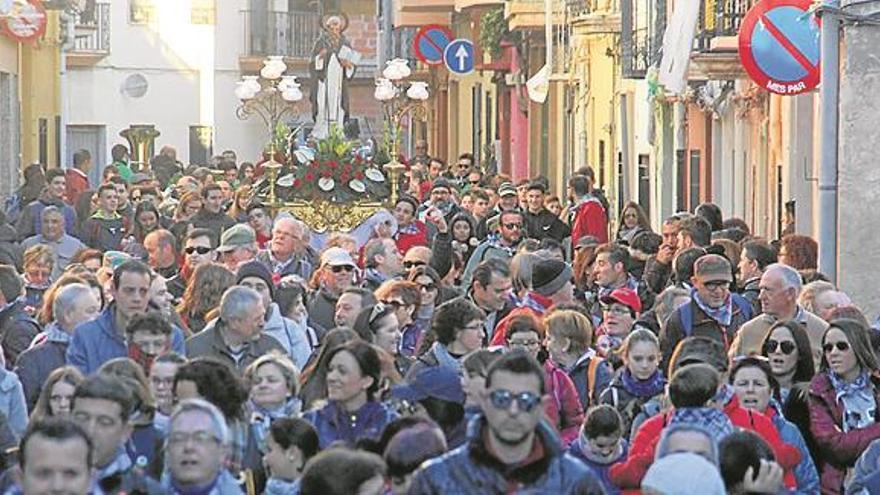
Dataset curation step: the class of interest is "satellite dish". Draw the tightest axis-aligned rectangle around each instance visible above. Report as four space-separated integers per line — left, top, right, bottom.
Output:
121 74 148 98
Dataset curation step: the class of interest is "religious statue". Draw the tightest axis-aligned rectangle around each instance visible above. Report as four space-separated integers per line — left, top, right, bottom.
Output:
309 13 360 139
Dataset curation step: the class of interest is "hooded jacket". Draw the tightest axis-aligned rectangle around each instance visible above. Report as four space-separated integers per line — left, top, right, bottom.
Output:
808 371 880 494
66 305 187 375
408 414 607 494
262 302 312 370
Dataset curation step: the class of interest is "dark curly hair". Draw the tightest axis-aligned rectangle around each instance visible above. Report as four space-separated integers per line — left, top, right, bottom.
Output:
173 358 247 420
431 298 485 346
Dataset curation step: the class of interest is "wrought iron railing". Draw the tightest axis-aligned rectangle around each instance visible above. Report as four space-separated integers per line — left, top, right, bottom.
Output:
621 0 665 78
566 0 592 17
72 2 110 53
243 9 321 59
695 0 753 51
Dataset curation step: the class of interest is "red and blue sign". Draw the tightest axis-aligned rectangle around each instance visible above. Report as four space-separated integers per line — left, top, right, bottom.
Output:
413 25 453 66
738 0 821 96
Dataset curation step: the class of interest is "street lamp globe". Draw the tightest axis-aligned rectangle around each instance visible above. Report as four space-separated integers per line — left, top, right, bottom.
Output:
406 82 429 101
235 81 256 101
282 87 303 102
260 56 287 80
243 75 262 95
382 58 411 81
278 75 299 93
374 78 397 101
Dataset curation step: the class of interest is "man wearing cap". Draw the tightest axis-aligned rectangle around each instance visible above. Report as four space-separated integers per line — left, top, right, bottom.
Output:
523 182 570 242
595 288 645 357
462 209 524 289
307 247 357 330
392 366 468 447
217 224 258 272
191 183 236 235
236 261 312 369
568 174 608 248
476 183 519 240
659 254 753 370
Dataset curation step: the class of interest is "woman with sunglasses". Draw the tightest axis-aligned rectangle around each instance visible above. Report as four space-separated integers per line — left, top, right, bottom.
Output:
504 312 584 446
729 356 820 493
759 320 815 406
809 318 880 493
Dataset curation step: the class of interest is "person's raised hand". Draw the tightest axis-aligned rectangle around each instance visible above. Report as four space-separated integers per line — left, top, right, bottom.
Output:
742 460 784 494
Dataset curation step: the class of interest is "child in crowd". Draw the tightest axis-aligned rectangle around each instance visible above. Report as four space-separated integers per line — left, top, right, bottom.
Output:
568 405 627 495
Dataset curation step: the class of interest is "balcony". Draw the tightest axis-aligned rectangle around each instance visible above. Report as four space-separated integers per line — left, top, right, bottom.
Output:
394 0 453 26
689 0 753 80
240 9 321 72
67 2 110 66
620 0 663 78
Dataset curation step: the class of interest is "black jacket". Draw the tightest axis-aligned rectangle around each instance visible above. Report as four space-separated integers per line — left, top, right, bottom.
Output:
0 301 40 370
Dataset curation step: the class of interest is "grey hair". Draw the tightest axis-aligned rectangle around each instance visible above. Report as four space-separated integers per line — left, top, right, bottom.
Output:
798 280 835 313
766 263 802 294
41 205 63 220
219 286 262 322
169 398 229 446
654 422 719 465
53 283 93 323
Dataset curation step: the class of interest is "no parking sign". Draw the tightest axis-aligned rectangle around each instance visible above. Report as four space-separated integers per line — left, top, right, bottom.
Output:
738 0 821 96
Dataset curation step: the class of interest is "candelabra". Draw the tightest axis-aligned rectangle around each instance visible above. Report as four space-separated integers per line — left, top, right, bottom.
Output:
235 56 304 146
374 58 429 205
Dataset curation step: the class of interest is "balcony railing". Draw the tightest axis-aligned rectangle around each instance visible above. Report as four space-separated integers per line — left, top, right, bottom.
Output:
243 9 321 59
695 0 753 51
566 0 591 17
621 0 664 78
72 2 110 53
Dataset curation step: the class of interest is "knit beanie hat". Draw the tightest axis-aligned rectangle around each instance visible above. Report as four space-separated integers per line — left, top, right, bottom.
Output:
236 261 275 299
531 259 573 297
642 452 725 495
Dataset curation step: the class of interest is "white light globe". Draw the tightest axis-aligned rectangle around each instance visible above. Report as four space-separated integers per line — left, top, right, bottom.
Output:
406 82 429 101
243 75 261 94
267 55 287 74
278 75 299 93
282 88 303 102
374 79 396 101
383 58 411 81
235 81 255 100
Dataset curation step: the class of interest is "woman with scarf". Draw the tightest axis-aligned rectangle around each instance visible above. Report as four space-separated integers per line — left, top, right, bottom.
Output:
244 353 303 455
730 356 820 494
449 213 478 264
262 418 319 495
615 201 651 245
302 340 398 448
599 329 666 439
759 320 816 406
808 318 880 493
402 266 442 358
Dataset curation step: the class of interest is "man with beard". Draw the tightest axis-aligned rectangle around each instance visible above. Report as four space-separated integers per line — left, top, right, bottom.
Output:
167 228 216 300
408 351 605 494
462 210 523 288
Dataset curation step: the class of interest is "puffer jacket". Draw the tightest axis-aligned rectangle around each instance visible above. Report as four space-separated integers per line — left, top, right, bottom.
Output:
408 415 608 494
808 371 880 494
544 360 585 446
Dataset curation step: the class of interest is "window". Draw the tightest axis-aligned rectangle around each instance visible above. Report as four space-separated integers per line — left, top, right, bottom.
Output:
191 0 215 25
689 150 701 211
129 0 155 24
638 154 651 217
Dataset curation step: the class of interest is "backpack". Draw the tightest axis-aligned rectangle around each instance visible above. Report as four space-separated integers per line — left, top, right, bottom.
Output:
587 356 604 404
680 293 754 338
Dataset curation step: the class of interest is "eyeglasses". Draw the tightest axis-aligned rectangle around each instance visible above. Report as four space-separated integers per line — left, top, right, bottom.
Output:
763 339 796 355
469 180 481 185
330 265 355 274
703 280 730 290
601 305 632 317
419 283 437 292
823 341 850 353
403 260 426 269
488 389 541 412
381 299 405 310
184 246 212 255
502 223 522 230
508 339 541 348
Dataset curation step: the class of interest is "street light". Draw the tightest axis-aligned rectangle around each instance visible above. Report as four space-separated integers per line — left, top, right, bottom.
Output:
235 55 304 145
374 58 429 204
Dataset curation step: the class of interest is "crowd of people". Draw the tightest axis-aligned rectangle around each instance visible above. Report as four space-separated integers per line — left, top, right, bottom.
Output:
0 142 877 494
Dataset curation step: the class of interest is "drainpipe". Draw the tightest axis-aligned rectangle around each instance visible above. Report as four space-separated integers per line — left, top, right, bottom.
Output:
620 93 631 202
818 0 839 282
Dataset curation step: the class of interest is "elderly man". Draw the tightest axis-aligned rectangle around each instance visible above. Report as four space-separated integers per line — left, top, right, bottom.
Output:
163 399 244 494
22 206 85 279
143 229 179 280
256 216 315 280
18 419 94 495
71 374 164 492
185 286 284 373
168 228 216 299
363 238 404 291
67 260 187 374
16 168 77 241
408 352 604 493
729 263 828 367
217 224 258 273
307 247 357 330
15 283 99 409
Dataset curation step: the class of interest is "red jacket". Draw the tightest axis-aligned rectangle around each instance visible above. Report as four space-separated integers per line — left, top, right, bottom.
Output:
395 221 429 255
65 168 90 206
544 360 584 446
609 395 800 493
570 197 608 246
809 372 880 494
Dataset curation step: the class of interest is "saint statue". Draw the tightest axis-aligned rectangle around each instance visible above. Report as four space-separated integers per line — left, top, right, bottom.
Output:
309 14 360 139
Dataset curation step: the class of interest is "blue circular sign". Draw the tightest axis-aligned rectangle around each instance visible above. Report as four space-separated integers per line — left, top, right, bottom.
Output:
414 25 453 66
444 39 475 75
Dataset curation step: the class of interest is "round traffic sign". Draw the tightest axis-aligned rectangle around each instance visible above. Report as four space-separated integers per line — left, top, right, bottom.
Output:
414 25 453 66
1 0 47 44
738 0 820 95
444 38 475 76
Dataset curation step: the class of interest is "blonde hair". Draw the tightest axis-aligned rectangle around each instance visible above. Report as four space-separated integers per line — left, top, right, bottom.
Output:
244 352 301 397
23 244 53 270
544 309 594 355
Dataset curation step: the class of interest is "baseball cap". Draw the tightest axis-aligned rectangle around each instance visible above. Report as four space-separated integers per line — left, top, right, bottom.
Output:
600 287 642 314
391 366 465 404
431 178 452 192
216 224 256 253
694 254 733 283
320 247 356 268
498 182 517 197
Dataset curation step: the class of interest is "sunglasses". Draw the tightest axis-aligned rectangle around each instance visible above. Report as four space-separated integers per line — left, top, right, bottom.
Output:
488 389 541 413
330 265 354 274
763 339 796 355
419 283 437 292
469 180 481 185
503 223 522 230
823 341 850 353
381 300 405 310
404 260 426 269
184 246 212 255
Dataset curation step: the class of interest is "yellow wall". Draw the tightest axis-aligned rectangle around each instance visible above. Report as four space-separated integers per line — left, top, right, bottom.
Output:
584 33 618 204
0 37 16 73
20 12 61 168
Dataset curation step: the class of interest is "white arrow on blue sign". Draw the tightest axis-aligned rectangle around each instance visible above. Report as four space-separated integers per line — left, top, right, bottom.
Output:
443 39 475 75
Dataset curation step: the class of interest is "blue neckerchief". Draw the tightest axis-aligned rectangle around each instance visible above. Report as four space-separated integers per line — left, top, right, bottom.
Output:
264 477 300 495
691 288 733 326
828 370 877 432
670 407 734 445
620 368 666 400
44 321 73 344
250 397 302 452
